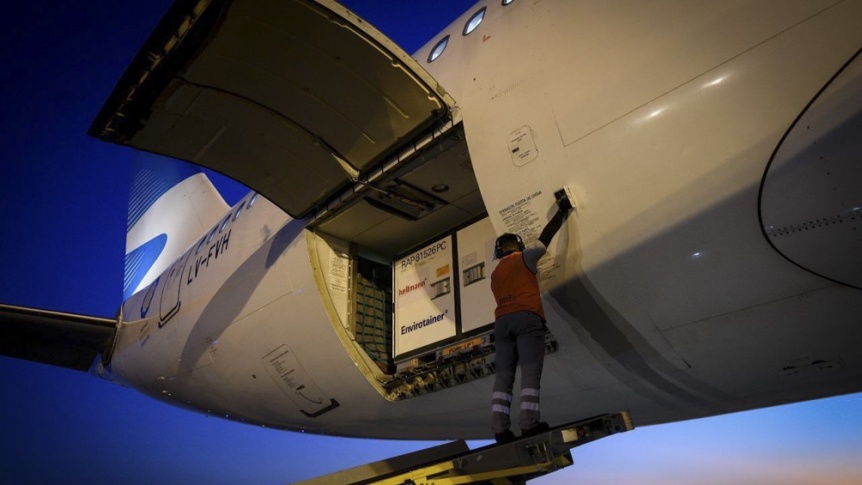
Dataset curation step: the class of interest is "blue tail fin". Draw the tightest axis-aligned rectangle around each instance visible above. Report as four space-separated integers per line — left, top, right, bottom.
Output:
123 154 230 300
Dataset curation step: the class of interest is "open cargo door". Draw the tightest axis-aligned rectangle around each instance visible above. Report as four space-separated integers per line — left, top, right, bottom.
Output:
90 0 455 218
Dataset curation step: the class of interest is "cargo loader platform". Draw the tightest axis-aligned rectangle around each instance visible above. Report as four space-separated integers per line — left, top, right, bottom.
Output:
294 411 633 485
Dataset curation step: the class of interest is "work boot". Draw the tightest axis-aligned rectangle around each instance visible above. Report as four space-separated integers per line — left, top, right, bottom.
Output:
495 429 516 444
521 422 550 437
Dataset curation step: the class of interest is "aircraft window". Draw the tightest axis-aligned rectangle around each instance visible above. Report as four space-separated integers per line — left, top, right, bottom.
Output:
195 237 206 255
463 8 486 35
219 215 230 233
247 192 258 208
232 201 246 221
502 0 514 5
428 35 449 63
206 227 218 244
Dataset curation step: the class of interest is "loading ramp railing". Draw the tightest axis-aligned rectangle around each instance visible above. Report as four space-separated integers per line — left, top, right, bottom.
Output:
295 411 633 485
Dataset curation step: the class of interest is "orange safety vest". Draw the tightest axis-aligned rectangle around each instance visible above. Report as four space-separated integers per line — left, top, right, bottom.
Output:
491 252 545 321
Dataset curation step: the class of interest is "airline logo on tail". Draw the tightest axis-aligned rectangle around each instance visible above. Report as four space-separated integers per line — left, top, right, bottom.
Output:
123 155 229 300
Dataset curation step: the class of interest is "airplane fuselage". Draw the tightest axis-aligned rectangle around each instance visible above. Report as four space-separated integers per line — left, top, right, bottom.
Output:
103 0 862 440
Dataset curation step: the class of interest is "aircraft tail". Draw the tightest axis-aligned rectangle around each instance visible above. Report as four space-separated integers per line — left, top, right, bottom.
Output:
123 155 230 300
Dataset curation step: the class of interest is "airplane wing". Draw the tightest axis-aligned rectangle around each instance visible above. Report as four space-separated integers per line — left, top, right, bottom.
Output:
0 304 116 371
89 0 456 219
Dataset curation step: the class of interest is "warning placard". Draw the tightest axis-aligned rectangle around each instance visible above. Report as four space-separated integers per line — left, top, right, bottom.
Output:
393 235 456 357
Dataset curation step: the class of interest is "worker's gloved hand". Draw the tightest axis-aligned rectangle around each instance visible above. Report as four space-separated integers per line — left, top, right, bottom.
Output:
556 191 573 211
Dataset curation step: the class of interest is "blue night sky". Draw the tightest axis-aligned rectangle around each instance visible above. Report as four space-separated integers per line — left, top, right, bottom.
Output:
1 1 860 484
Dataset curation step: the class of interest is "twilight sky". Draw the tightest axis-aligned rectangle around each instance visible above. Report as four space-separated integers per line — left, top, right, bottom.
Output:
1 1 860 484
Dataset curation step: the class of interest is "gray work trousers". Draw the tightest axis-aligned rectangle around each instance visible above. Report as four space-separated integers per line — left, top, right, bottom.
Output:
491 311 546 433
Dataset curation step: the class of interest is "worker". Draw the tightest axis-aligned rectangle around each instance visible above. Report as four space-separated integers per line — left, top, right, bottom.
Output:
491 191 573 444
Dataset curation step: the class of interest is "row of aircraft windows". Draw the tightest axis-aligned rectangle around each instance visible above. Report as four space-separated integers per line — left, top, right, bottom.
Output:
428 0 516 63
195 193 258 255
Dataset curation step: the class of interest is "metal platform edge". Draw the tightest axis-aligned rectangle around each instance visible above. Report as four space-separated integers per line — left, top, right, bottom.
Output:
293 411 633 485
